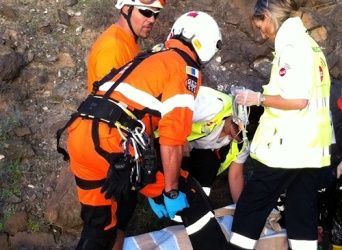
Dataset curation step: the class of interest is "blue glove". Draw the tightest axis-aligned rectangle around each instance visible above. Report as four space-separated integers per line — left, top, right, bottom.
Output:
163 190 189 219
147 198 169 219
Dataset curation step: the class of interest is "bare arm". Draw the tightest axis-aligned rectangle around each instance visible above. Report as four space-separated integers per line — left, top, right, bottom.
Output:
262 94 308 110
160 144 183 192
235 90 308 110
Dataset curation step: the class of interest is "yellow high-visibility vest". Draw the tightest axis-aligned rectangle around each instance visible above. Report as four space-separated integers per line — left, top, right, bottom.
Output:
250 22 332 168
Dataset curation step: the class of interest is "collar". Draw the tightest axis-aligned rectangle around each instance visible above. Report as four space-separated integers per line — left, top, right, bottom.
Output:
165 39 199 64
275 17 307 52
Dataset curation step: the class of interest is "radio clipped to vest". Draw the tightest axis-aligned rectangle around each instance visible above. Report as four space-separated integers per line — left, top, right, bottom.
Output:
142 114 160 185
141 147 158 184
130 146 158 191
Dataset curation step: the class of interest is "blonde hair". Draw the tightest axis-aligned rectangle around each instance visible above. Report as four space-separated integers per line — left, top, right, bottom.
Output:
253 0 303 30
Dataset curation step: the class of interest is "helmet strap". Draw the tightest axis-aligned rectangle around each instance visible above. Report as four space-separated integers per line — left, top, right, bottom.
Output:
121 6 139 41
172 35 201 67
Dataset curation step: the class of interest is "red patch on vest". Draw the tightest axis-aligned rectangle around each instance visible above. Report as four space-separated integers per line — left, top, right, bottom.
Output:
279 67 286 76
338 97 342 111
319 66 324 82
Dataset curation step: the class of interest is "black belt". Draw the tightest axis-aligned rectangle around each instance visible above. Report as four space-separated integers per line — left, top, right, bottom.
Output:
75 176 106 190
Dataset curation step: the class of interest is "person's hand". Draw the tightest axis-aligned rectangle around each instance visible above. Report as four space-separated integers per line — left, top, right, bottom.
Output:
100 155 132 200
147 197 169 219
235 89 262 106
223 117 241 141
163 190 189 218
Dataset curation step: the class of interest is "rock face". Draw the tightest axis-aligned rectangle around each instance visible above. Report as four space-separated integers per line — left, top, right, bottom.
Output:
45 167 82 234
4 211 28 236
0 46 26 82
0 0 341 248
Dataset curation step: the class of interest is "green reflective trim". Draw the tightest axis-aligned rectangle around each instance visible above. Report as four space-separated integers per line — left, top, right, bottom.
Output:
188 92 233 141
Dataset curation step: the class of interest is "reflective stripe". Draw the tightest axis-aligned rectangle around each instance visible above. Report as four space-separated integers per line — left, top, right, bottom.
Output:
99 82 162 113
99 82 194 117
99 81 120 92
288 239 317 250
230 232 256 250
162 94 194 116
185 212 214 235
202 187 211 196
172 215 183 223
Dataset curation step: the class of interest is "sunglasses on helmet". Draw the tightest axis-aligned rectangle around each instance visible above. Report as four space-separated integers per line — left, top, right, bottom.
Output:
136 6 160 19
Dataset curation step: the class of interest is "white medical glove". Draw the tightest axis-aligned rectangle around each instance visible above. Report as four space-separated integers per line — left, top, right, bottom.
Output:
235 89 262 106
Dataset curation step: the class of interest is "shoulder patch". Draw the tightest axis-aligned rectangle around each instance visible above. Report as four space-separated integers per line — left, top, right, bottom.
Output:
185 78 197 93
186 66 199 78
279 63 291 77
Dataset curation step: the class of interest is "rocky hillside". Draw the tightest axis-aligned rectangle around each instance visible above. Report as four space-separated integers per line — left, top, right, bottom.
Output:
0 0 341 248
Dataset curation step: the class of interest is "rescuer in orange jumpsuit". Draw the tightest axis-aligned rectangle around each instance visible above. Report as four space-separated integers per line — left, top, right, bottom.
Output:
58 10 225 250
86 1 165 248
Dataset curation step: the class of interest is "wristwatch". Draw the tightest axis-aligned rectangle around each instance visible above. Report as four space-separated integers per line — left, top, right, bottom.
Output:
164 189 179 199
260 94 266 106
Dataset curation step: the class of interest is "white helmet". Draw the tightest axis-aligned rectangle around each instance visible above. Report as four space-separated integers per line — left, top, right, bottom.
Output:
168 11 222 64
115 0 165 9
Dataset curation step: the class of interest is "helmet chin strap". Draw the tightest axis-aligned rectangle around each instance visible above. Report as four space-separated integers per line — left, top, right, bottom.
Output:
121 6 139 41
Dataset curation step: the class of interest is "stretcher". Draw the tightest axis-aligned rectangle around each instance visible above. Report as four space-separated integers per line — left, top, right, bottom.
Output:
123 205 288 250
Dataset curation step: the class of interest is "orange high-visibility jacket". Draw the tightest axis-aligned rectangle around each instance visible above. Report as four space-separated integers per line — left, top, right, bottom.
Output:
67 39 201 202
87 24 141 92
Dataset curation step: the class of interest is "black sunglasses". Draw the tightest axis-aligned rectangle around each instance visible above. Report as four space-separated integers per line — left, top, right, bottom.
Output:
136 6 160 19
